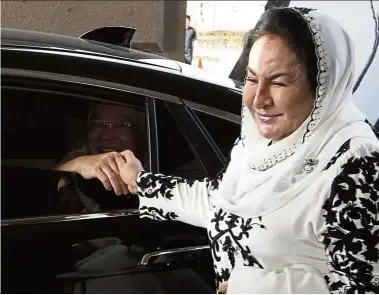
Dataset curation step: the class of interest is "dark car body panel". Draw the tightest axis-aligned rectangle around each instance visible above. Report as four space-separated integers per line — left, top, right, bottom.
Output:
2 28 243 116
1 28 242 294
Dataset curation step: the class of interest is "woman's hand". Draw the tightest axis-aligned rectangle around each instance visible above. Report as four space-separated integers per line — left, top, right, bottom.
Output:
56 152 129 196
118 150 144 194
219 281 228 293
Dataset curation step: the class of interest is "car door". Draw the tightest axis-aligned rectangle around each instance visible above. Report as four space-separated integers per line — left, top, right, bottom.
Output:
1 68 216 294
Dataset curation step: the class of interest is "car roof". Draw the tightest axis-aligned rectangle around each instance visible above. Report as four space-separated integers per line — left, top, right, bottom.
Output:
1 28 243 90
1 28 181 69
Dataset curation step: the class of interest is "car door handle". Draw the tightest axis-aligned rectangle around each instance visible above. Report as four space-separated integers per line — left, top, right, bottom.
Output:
138 245 210 266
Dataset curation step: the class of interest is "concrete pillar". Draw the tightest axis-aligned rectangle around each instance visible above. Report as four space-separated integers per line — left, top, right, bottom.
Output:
1 0 186 61
162 1 187 62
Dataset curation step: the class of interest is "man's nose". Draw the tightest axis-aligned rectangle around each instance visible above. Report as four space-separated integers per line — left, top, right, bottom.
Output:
99 126 114 139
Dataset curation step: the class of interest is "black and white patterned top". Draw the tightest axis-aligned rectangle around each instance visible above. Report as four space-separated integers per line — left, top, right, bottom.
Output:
137 138 379 293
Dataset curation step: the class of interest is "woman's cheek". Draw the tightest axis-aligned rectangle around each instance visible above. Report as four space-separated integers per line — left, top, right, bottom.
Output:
271 87 296 110
242 84 257 106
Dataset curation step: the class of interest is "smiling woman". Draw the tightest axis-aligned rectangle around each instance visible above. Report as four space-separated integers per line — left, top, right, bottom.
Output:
115 6 379 294
244 34 314 141
242 8 319 141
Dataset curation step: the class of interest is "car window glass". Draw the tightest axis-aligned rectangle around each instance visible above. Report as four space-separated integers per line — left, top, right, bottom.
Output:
2 87 148 219
155 100 208 179
194 111 240 159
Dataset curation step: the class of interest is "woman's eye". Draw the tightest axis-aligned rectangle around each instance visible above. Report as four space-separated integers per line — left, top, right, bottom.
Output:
246 77 258 84
272 81 287 87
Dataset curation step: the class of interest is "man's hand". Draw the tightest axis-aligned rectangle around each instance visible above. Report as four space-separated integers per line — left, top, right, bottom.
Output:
56 152 129 196
118 150 144 194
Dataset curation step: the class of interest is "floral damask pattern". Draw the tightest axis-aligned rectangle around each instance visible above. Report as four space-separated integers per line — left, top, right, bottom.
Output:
207 209 265 289
139 206 178 221
136 147 379 293
322 151 379 293
323 139 351 171
137 171 195 200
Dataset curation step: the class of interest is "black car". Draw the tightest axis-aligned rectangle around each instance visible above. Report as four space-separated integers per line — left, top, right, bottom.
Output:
1 27 244 294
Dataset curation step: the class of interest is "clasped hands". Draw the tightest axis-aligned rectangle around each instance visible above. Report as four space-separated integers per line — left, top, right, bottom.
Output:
71 150 144 196
64 149 229 293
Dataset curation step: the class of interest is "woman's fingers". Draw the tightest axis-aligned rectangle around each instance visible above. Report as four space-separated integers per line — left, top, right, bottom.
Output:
114 152 127 170
127 183 138 195
120 149 135 162
119 150 143 187
120 150 142 169
80 151 138 195
218 281 228 294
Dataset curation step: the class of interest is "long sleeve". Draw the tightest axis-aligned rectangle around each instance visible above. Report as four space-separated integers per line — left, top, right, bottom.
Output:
322 147 379 293
136 169 225 228
224 140 379 294
136 137 242 228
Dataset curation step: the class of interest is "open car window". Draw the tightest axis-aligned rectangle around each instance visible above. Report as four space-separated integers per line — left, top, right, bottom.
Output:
2 86 149 219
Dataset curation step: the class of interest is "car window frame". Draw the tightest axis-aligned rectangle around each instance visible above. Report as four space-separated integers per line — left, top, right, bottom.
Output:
1 68 181 225
163 101 224 178
178 99 241 176
1 66 241 226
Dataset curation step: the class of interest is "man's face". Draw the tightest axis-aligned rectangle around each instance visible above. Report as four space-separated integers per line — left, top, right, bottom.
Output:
186 18 190 29
86 103 144 156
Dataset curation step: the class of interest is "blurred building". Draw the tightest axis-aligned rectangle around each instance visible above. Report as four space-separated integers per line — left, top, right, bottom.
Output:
188 0 378 123
1 0 186 61
187 1 266 32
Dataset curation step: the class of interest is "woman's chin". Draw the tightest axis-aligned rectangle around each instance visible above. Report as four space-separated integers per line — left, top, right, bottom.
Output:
257 127 281 140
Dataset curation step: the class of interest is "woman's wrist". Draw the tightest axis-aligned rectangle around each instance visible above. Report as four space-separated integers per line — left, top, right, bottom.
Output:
135 170 146 185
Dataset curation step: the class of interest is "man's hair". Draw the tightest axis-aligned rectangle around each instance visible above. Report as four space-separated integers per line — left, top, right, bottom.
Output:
186 15 191 21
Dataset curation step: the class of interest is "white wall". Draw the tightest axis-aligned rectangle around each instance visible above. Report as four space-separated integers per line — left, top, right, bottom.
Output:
290 1 379 123
187 1 266 31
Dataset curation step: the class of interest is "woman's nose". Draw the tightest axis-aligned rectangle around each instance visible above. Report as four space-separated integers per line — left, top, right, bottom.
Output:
254 83 272 109
243 83 272 109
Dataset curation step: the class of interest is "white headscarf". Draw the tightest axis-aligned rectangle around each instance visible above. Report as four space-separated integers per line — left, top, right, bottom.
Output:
213 7 376 219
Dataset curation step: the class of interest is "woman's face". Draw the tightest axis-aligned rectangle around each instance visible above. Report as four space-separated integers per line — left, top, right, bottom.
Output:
243 34 315 141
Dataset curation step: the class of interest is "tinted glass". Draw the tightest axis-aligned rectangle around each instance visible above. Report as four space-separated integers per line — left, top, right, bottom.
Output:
194 111 240 160
2 87 148 218
155 100 208 179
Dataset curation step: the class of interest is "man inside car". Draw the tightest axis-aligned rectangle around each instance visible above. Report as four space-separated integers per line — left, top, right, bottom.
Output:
56 102 145 213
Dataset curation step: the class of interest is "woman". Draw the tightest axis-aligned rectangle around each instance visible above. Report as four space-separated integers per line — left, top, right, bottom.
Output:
118 7 379 294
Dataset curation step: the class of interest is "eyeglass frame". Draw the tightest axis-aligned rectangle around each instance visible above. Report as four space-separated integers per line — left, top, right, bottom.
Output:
86 119 142 129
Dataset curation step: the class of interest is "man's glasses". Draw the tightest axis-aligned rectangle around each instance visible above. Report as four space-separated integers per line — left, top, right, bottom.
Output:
87 120 141 130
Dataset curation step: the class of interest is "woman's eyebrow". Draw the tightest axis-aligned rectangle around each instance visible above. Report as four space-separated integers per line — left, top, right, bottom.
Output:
268 72 292 79
247 67 292 79
247 67 255 75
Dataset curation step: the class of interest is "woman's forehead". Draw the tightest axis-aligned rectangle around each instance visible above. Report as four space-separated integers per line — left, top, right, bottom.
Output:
248 35 300 76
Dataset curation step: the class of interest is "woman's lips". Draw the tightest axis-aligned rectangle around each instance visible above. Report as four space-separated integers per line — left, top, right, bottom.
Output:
257 113 282 123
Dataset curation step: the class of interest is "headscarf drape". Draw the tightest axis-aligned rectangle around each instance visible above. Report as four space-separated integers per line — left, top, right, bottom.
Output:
213 8 375 219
